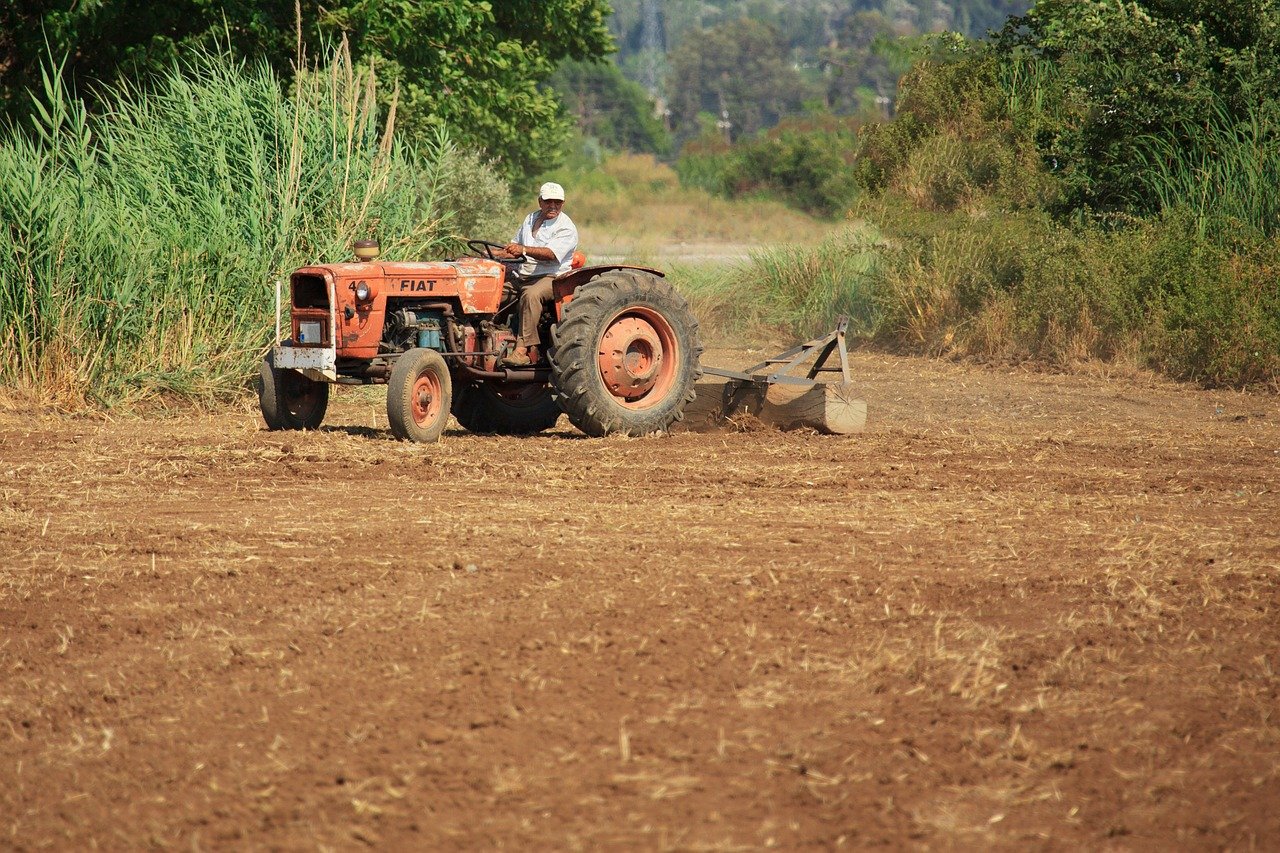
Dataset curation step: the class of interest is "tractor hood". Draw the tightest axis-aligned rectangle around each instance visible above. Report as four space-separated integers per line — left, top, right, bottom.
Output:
290 257 507 317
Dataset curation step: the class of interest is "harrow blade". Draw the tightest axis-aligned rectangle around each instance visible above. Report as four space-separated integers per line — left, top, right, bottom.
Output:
679 318 867 435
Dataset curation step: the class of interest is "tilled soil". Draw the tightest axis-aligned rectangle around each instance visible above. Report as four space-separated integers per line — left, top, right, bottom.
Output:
1 350 1278 850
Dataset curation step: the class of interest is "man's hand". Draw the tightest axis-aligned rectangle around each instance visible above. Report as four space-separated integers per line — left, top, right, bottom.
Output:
500 243 556 262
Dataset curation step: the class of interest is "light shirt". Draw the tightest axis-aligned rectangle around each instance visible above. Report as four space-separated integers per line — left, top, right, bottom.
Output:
512 210 578 278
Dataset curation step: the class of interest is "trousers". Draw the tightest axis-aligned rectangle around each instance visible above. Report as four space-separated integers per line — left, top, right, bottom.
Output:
515 275 554 348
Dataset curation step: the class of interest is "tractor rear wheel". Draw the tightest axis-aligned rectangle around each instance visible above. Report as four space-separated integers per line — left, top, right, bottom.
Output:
259 347 329 430
550 269 702 437
387 348 452 443
452 381 561 435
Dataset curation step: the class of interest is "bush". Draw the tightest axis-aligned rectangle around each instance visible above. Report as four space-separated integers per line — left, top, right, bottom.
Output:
724 129 859 218
545 60 672 156
439 147 513 240
673 125 734 196
993 2 1280 218
599 152 680 196
676 113 862 218
864 201 1049 354
1142 224 1280 386
859 197 1279 387
846 35 1279 389
857 47 1056 212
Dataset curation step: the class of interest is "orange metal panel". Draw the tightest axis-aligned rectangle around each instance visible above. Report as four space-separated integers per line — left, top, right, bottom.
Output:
377 260 505 313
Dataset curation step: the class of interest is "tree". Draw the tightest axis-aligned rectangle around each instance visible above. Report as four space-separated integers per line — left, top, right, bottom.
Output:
666 18 811 143
722 115 862 217
547 59 671 155
820 11 902 114
0 0 614 180
994 0 1280 214
326 1 612 180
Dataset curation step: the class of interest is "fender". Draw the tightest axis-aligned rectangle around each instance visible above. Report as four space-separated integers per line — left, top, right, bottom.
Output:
552 264 666 319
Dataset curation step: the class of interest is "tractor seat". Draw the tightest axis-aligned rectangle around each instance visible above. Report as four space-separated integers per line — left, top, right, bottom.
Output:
550 251 586 283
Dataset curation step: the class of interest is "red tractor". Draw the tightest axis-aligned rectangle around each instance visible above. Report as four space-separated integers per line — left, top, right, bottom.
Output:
258 240 703 441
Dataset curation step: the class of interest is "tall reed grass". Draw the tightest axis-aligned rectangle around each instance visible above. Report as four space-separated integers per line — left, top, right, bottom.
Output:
0 47 506 407
1139 102 1280 243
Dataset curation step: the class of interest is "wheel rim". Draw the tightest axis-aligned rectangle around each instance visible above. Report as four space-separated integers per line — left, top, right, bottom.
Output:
596 307 679 410
282 373 323 421
411 369 443 427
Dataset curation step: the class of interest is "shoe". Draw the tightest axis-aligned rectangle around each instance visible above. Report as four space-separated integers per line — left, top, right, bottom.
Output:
502 348 532 367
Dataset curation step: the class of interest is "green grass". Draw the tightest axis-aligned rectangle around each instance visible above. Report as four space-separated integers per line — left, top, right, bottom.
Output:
1139 101 1280 243
669 224 885 344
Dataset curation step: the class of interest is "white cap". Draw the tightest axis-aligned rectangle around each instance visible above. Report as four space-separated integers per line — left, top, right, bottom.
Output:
539 181 566 201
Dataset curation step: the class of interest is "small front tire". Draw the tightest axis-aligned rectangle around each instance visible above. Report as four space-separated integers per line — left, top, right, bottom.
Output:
387 348 453 443
259 348 329 431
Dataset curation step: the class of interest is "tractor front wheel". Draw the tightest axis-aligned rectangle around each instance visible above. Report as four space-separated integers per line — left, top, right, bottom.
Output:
387 348 453 443
550 269 702 436
259 347 329 430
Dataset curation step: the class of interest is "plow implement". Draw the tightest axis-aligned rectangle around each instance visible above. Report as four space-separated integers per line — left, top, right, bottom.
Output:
679 318 867 435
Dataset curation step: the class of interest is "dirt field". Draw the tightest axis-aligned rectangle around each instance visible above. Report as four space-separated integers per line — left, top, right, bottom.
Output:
2 348 1278 850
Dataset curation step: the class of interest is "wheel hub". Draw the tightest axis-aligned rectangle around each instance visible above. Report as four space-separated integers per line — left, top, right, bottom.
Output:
599 315 664 399
412 374 441 425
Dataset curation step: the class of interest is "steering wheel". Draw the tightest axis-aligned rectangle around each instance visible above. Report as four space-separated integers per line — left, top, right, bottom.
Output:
466 239 527 263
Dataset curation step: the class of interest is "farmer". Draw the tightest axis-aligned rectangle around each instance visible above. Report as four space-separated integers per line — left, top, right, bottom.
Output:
498 181 579 367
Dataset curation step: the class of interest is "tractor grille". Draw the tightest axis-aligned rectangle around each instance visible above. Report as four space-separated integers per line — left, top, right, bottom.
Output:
291 273 331 346
292 274 329 309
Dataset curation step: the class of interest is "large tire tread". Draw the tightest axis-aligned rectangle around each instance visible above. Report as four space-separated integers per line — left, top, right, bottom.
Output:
549 270 702 437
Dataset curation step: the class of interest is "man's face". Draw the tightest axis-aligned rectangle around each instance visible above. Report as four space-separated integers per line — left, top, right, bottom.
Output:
539 197 564 219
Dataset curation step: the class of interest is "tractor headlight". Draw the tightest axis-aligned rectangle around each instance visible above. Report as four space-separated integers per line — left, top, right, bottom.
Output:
354 281 374 302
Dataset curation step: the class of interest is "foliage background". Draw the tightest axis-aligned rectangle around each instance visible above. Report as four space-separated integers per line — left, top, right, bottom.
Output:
845 2 1280 388
632 1 1280 390
2 0 1277 403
